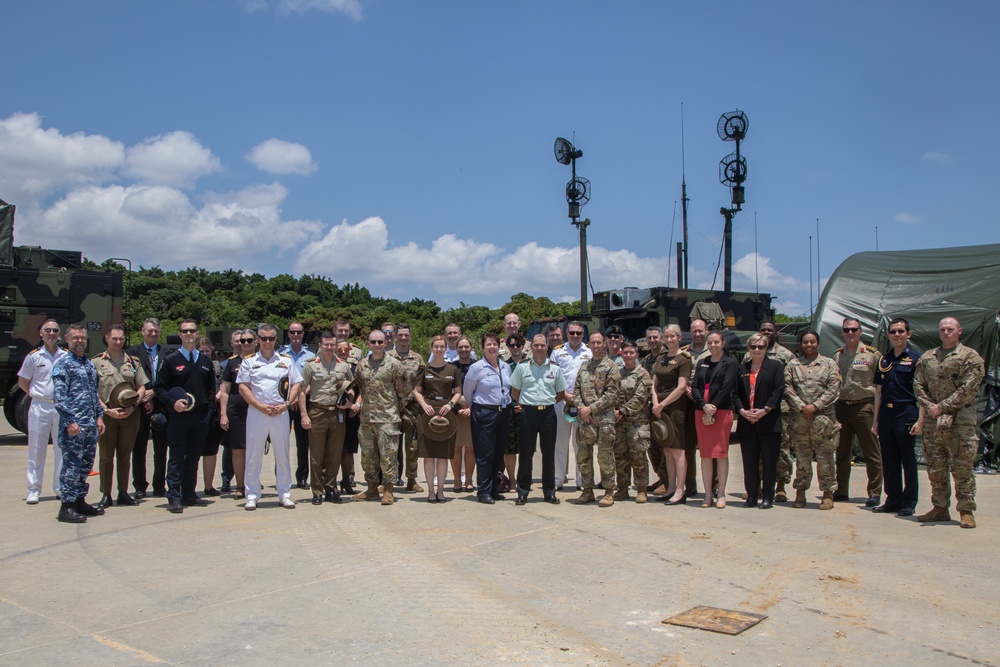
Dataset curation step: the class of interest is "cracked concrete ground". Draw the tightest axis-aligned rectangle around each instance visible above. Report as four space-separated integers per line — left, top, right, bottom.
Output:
1 422 998 667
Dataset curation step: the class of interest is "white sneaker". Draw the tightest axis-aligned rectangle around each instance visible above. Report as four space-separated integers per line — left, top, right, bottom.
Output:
245 499 257 511
26 491 40 505
279 496 295 509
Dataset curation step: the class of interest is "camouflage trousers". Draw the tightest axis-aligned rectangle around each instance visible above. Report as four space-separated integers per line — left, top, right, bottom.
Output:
773 429 794 485
58 424 99 503
922 419 977 512
401 404 420 481
578 415 616 492
790 413 840 493
359 421 400 486
614 421 650 488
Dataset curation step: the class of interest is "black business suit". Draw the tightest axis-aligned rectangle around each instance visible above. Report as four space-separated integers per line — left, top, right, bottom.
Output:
733 357 785 502
128 343 169 495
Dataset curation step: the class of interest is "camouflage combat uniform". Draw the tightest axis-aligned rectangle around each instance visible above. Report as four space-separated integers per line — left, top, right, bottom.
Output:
53 352 104 503
574 356 621 492
784 354 841 493
388 347 425 483
914 343 985 512
614 364 652 492
355 354 408 487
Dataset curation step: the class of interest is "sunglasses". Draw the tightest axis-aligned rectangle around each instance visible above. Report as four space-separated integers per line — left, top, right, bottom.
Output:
888 329 907 335
842 327 860 333
382 330 395 335
509 342 523 347
258 336 277 342
567 331 584 336
42 327 60 333
288 330 304 335
368 339 386 345
749 344 766 350
180 329 198 334
240 338 256 344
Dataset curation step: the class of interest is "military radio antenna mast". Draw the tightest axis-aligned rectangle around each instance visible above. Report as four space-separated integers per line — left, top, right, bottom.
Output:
554 136 590 315
681 103 690 289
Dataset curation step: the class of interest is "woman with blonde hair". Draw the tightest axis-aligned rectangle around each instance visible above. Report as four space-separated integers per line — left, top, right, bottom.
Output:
413 335 462 502
650 324 692 505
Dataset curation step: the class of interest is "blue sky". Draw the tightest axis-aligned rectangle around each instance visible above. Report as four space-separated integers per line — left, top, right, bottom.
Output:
1 1 997 315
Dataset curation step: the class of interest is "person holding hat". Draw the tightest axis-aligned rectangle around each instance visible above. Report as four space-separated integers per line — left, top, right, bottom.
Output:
298 330 355 505
93 324 148 510
413 335 463 503
651 325 693 505
155 320 218 514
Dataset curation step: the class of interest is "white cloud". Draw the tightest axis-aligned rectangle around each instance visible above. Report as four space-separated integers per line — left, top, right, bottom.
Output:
708 252 804 294
275 0 362 20
123 131 222 188
773 300 806 316
0 112 124 202
23 181 322 269
922 151 952 163
246 139 317 175
894 212 920 224
296 216 677 300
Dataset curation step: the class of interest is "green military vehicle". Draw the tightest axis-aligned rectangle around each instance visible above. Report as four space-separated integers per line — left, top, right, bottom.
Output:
0 198 124 432
528 286 775 354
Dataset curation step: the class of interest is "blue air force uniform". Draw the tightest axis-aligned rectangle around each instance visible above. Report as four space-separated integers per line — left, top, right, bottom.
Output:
52 352 104 504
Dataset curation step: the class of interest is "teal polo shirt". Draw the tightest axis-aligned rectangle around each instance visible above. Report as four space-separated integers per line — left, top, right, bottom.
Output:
508 358 567 406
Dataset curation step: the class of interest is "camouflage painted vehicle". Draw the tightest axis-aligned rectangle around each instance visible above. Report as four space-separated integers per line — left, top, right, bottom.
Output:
528 286 775 356
0 198 124 432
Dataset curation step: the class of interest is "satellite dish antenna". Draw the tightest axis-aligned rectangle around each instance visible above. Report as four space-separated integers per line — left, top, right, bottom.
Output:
717 110 749 142
719 151 747 186
566 176 591 206
554 137 583 165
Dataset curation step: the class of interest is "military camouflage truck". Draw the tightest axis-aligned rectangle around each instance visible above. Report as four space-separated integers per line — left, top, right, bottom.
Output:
528 286 774 355
0 198 124 432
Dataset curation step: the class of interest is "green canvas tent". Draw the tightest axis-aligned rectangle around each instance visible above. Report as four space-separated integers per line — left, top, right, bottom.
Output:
813 243 1000 464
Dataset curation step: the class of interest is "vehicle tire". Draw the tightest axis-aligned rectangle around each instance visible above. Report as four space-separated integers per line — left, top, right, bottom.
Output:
13 392 31 433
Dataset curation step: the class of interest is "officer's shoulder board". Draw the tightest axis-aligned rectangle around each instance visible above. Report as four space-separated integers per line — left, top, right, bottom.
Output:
279 353 291 359
679 349 693 359
227 353 240 361
243 352 255 359
552 343 565 351
28 345 43 355
130 354 142 364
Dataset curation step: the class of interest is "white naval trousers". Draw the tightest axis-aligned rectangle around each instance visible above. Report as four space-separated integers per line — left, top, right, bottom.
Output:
553 400 581 488
244 409 292 502
26 401 62 495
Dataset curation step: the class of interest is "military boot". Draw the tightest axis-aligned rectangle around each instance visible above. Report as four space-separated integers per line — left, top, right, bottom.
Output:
57 502 87 523
774 482 788 503
573 488 596 504
354 483 380 502
819 491 834 511
406 478 424 493
613 487 630 502
959 511 976 529
76 498 105 516
917 506 951 522
380 484 394 506
598 490 615 508
793 489 807 508
635 486 648 504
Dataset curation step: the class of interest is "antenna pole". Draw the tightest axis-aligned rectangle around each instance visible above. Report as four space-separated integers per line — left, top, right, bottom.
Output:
809 235 814 322
681 103 689 289
816 217 821 295
876 225 879 251
723 208 733 291
754 212 759 295
578 218 589 315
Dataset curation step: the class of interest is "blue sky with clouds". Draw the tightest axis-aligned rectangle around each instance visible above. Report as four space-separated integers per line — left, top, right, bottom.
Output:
1 1 997 315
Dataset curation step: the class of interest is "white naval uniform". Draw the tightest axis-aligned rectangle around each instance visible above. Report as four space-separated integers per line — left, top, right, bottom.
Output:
237 352 302 503
18 345 66 496
550 343 592 488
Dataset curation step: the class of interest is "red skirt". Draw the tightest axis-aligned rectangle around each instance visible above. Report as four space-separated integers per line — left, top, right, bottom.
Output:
695 409 734 459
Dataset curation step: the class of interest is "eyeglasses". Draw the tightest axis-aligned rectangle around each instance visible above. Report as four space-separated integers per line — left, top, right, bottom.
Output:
180 329 198 334
258 336 277 342
842 327 860 333
288 330 304 335
368 339 385 345
888 329 907 335
240 338 255 344
42 327 60 333
382 330 395 336
567 331 584 336
749 344 766 350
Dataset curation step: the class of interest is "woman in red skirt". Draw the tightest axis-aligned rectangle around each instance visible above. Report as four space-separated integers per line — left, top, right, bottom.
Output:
692 331 739 508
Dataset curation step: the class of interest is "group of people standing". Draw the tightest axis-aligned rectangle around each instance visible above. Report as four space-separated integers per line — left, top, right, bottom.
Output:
19 310 986 529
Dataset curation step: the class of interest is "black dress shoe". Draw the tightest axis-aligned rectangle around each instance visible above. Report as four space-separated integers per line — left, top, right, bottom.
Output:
75 499 105 516
684 488 697 499
133 489 147 499
168 501 184 514
759 498 773 510
341 481 357 495
204 487 221 497
117 492 140 506
181 497 209 507
58 502 87 523
865 495 881 507
665 496 687 506
872 504 901 514
311 495 323 505
220 479 232 493
543 494 560 505
896 507 915 517
833 492 850 502
152 489 166 498
490 493 506 501
96 494 113 510
743 497 759 508
515 495 527 506
478 495 495 504
325 489 341 504
296 480 309 490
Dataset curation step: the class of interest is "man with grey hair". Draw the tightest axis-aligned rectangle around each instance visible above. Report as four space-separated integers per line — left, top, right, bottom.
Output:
128 317 168 498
